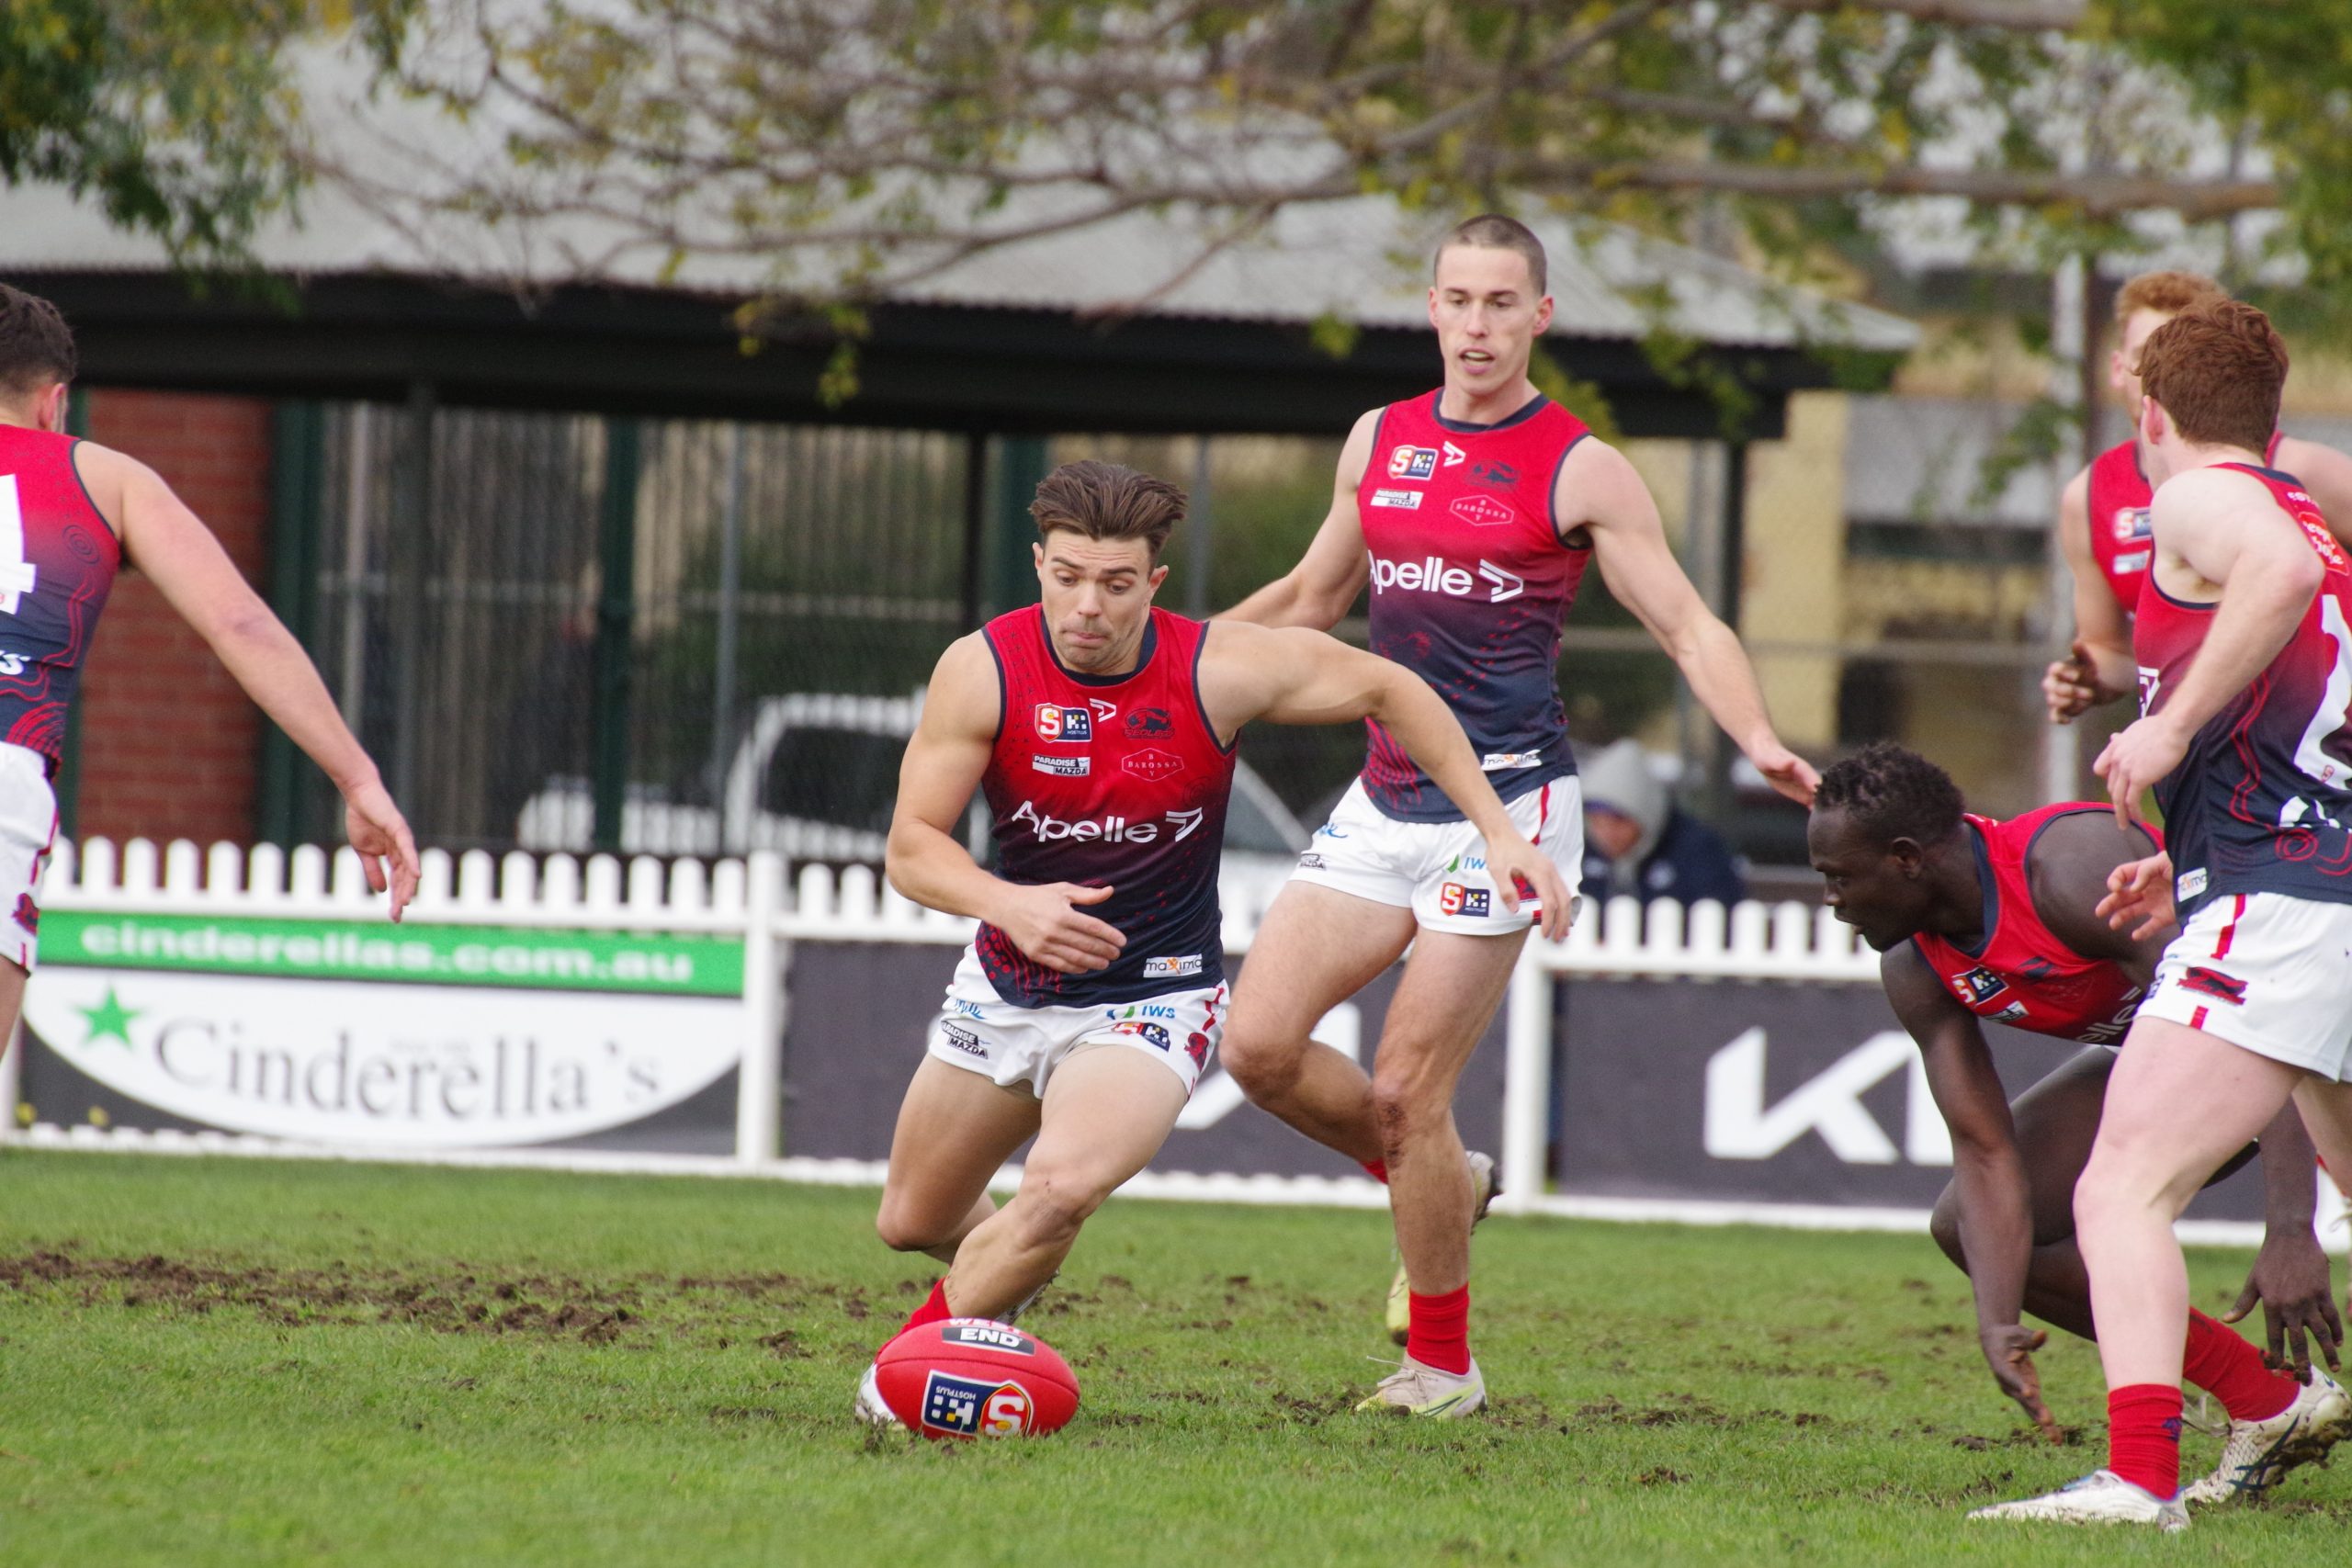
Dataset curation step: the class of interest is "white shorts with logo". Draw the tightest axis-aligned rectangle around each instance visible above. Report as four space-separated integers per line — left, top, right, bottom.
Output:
926 946 1224 1098
0 743 57 971
2139 892 2352 1082
1289 774 1584 936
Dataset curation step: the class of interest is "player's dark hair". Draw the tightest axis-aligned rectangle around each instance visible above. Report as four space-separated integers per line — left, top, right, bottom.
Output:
0 283 76 400
2113 269 2227 327
1030 459 1185 565
1436 214 1547 296
1814 742 1964 848
2137 301 2287 455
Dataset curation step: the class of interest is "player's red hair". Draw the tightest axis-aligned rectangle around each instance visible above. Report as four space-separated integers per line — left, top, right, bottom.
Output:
2136 301 2288 455
2113 270 2227 326
1030 460 1186 565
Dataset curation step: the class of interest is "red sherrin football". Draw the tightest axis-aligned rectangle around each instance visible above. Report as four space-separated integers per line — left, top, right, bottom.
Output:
872 1317 1081 1439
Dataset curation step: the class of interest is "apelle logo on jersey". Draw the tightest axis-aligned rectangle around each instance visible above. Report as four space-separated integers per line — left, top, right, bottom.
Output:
1368 554 1525 603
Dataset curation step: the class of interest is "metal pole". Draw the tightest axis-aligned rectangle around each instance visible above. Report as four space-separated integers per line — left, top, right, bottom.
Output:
710 423 746 844
1496 950 1551 1211
1702 441 1748 825
338 404 372 732
591 418 642 853
959 433 987 630
735 851 786 1164
2040 256 2089 805
387 385 435 815
1185 434 1214 617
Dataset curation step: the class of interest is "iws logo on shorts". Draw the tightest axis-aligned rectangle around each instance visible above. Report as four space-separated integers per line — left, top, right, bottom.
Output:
1035 705 1092 742
1032 754 1090 777
921 1371 1034 1437
1388 446 1439 480
941 1023 988 1058
1123 748 1184 783
941 1322 1036 1356
1954 966 2008 1005
2180 966 2248 1006
1438 882 1490 918
1142 954 1204 978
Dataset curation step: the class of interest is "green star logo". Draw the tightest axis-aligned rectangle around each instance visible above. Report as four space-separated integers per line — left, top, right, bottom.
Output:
76 987 141 1049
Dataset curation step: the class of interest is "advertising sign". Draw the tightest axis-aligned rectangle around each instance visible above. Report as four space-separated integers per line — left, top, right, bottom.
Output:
19 912 745 1148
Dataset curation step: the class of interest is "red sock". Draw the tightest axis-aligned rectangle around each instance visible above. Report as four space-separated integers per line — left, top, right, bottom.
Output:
2182 1309 2299 1422
2107 1383 2185 1499
1405 1285 1472 1375
883 1279 953 1352
1362 1159 1389 1184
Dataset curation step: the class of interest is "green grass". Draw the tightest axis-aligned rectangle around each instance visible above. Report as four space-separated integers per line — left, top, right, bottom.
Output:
0 1149 2344 1566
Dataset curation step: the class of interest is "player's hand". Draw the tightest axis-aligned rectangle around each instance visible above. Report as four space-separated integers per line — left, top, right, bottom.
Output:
2226 1229 2343 1377
1979 1324 2064 1445
2095 851 2176 942
342 777 421 923
993 882 1125 974
2043 639 2105 724
1748 740 1818 807
2093 716 2187 830
1484 833 1572 942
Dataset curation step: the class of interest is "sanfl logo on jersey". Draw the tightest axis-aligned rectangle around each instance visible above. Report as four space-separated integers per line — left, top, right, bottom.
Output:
1387 446 1439 480
1035 705 1091 742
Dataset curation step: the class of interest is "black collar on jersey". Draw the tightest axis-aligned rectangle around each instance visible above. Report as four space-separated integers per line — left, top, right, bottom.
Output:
1430 390 1549 434
1037 605 1159 686
2235 462 2304 487
1946 820 2000 961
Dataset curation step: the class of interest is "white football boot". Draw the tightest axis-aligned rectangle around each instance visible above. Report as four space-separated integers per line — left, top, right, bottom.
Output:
2184 1369 2352 1506
853 1362 897 1428
1967 1470 2188 1530
1355 1354 1486 1419
1385 1150 1498 1346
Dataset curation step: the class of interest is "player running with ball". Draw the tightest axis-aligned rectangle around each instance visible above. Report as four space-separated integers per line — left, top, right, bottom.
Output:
1808 743 2344 1506
1216 215 1815 1416
1976 303 2352 1531
854 459 1571 1422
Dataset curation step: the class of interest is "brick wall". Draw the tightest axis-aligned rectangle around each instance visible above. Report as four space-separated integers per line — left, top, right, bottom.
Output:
72 390 272 847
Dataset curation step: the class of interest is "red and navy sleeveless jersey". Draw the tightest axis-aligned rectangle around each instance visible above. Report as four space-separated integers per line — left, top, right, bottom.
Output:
974 605 1236 1008
2135 464 2352 919
2086 432 2282 617
1910 806 2153 1046
0 427 120 760
1354 390 1591 822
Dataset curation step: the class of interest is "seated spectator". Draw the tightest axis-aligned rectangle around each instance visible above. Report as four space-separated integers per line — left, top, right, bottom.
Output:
1577 739 1747 908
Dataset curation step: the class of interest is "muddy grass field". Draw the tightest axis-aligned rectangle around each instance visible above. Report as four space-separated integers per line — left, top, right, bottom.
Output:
1 1148 2346 1565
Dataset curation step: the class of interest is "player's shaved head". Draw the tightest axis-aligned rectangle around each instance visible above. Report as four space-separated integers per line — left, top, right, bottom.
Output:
1031 460 1186 565
0 284 75 401
2113 270 2227 327
1814 742 1964 850
2137 301 2288 456
1436 214 1546 297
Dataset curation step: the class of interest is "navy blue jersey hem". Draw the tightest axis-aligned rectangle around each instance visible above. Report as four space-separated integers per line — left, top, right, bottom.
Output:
1361 756 1574 825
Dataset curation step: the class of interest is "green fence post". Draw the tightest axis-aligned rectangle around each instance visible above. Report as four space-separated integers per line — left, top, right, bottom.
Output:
987 435 1049 618
259 401 325 847
591 418 642 853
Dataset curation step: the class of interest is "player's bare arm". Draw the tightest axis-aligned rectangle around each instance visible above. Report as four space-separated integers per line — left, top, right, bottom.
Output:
2275 435 2352 545
884 636 1123 976
1216 410 1377 630
1883 942 2059 1442
2045 466 2136 721
73 441 420 919
2098 467 2325 825
1196 621 1571 939
1560 438 1817 804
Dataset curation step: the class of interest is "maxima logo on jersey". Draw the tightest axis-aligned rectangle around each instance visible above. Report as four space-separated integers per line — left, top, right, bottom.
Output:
1368 555 1525 603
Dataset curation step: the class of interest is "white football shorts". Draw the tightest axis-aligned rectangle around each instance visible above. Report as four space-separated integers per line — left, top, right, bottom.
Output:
2138 891 2352 1082
926 946 1225 1098
1287 774 1584 936
0 742 57 972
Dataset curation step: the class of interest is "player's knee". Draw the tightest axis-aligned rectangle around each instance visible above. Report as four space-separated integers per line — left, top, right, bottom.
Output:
1013 1163 1109 1245
1368 1074 1432 1152
1218 1022 1300 1102
874 1195 948 1254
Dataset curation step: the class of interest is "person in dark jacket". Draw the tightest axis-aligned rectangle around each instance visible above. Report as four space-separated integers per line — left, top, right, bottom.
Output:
1577 739 1747 908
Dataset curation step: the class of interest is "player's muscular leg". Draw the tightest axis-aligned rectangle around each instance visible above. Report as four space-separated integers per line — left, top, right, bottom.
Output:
1223 883 1417 1167
0 958 26 1052
1374 930 1526 1296
875 1059 1042 1265
2076 1021 2304 1390
944 1046 1187 1319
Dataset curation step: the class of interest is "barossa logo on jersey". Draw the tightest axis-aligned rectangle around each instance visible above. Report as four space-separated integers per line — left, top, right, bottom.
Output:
1122 748 1184 783
1367 554 1525 603
1035 705 1092 742
1007 800 1207 844
1452 496 1515 528
1388 446 1439 480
